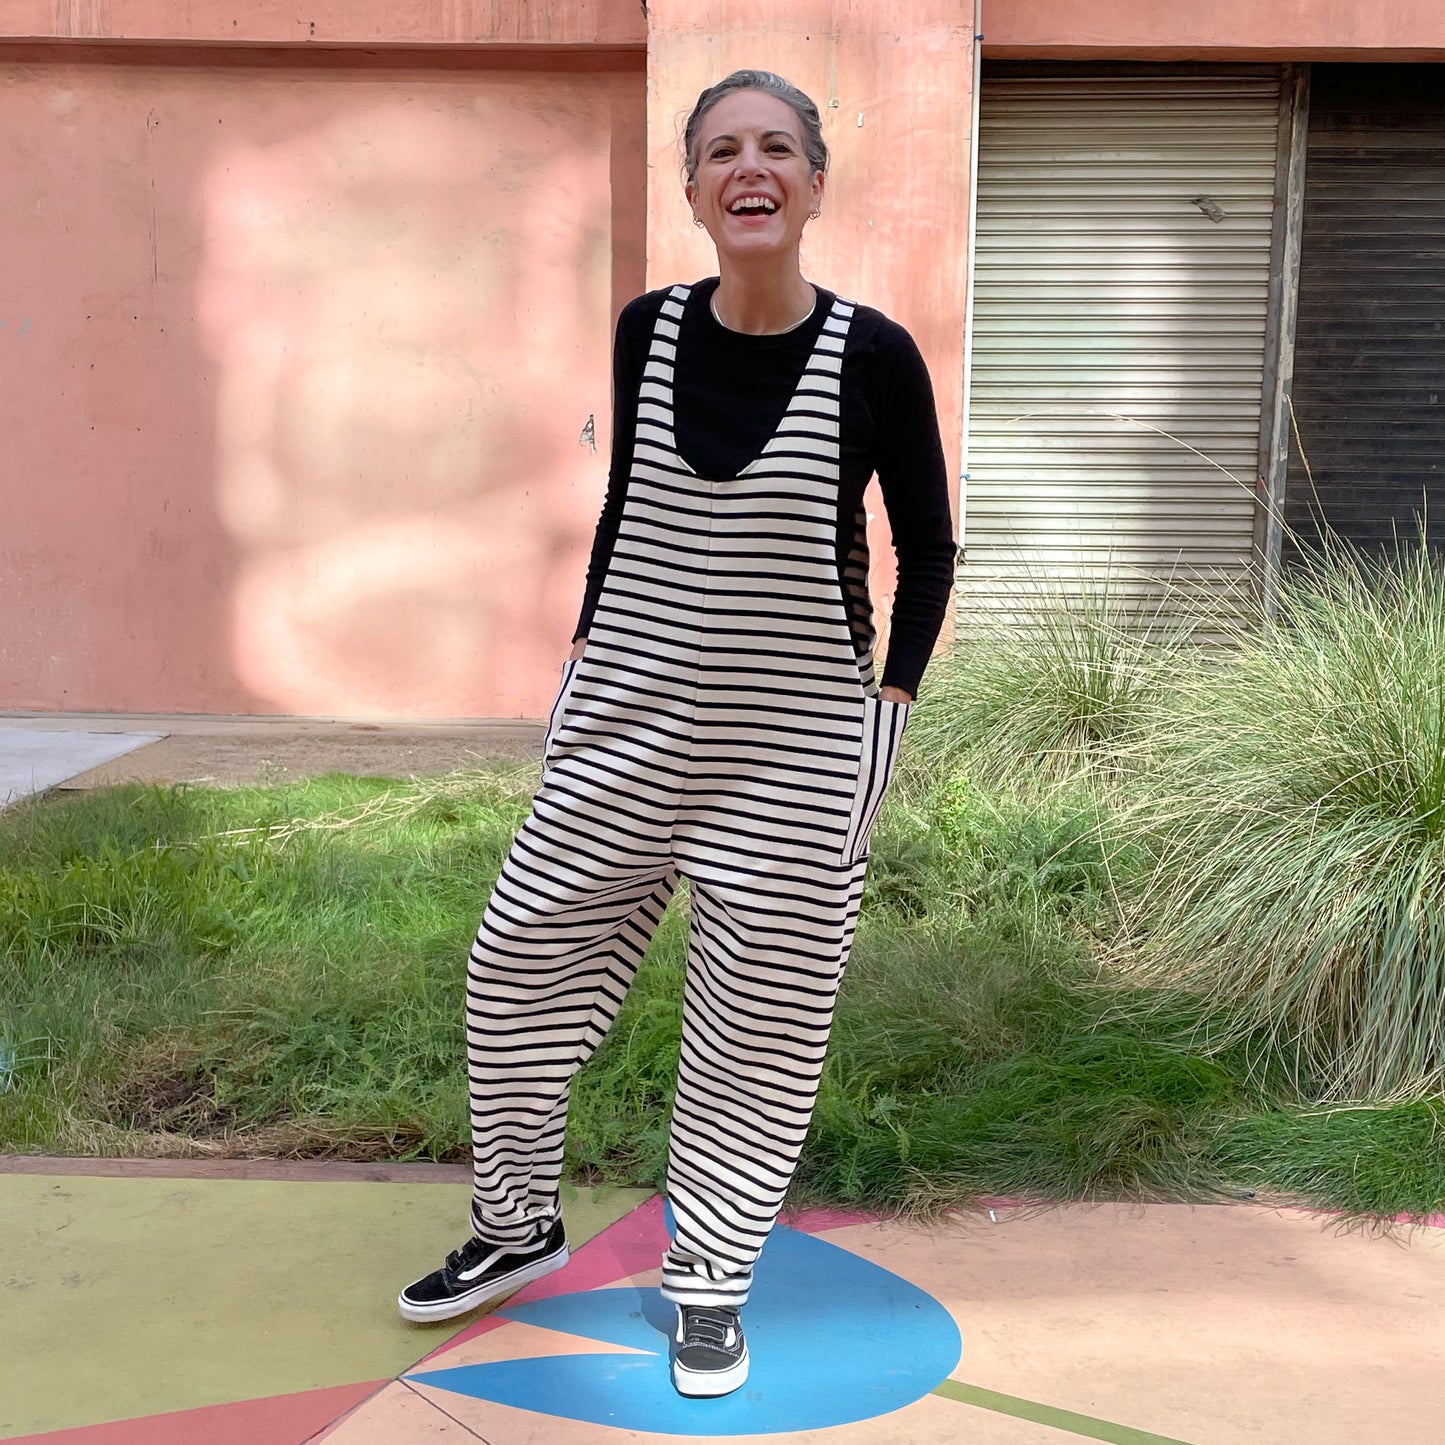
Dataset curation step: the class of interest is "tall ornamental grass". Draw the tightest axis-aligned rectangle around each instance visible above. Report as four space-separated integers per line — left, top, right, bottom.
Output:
1119 539 1445 1100
903 574 1198 792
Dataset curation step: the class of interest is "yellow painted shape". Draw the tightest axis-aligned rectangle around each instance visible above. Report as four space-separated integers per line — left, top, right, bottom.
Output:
0 1174 648 1439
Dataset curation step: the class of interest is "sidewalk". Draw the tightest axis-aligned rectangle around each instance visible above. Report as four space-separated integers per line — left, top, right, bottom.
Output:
3 1156 1443 1445
0 714 544 798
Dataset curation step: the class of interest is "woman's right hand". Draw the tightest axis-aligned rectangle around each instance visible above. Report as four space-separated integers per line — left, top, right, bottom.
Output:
568 638 588 661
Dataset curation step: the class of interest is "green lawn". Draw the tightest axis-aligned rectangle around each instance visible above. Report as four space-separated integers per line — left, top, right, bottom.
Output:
3 758 1441 1220
6 537 1443 1219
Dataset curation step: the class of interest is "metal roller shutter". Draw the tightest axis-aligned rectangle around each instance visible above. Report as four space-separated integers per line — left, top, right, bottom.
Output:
963 68 1285 630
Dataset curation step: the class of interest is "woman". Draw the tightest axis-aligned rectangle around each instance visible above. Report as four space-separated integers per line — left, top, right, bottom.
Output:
400 69 955 1399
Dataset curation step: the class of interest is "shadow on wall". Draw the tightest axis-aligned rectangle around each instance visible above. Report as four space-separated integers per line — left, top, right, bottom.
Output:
194 70 626 720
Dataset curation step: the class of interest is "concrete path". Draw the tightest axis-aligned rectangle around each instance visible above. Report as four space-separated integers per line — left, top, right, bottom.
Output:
0 729 163 809
2 1158 1442 1444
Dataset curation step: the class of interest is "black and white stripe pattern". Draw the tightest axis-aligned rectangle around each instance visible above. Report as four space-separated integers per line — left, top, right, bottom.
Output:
465 285 910 1304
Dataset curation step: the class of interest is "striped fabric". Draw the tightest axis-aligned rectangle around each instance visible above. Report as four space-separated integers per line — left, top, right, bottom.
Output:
464 286 911 1306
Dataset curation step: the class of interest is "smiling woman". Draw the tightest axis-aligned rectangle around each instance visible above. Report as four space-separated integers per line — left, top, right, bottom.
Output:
398 68 957 1402
682 71 826 336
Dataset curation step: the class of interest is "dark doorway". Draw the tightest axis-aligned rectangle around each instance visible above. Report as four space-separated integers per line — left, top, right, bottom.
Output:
1286 64 1445 559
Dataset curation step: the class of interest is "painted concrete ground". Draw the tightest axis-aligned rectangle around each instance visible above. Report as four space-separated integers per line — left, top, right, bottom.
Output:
3 1160 1444 1445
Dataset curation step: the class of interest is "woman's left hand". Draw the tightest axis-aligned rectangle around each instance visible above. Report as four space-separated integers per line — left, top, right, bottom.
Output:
879 685 913 704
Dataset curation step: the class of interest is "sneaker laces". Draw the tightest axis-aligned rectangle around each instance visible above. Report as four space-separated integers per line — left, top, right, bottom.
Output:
681 1305 739 1349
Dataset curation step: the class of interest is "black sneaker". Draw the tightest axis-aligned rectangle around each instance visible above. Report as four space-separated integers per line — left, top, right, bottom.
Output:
671 1303 749 1397
398 1218 568 1323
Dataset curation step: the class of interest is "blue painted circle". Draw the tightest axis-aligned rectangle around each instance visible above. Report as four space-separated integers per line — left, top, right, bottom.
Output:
414 1222 963 1436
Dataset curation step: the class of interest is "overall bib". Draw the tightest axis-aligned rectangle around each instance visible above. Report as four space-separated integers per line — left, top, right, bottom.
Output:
465 285 910 1306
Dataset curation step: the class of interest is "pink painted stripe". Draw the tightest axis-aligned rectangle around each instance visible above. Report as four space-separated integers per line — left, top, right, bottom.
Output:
1394 1211 1445 1228
783 1205 879 1233
412 1195 670 1368
5 1380 385 1445
977 1194 1445 1230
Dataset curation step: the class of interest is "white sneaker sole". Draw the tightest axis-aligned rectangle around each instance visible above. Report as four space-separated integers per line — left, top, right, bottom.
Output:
672 1345 749 1398
397 1245 569 1323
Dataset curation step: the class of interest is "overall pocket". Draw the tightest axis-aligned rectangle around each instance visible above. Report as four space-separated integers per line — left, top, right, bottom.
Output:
840 695 911 866
541 657 581 768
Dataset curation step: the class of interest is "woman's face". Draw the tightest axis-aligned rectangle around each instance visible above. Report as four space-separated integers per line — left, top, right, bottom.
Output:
687 90 824 262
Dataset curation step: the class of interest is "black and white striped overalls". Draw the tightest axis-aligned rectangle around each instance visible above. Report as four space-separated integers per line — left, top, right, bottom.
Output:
464 284 910 1306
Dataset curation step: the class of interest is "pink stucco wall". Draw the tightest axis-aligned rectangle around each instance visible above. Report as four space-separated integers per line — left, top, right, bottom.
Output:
985 0 1445 59
12 0 1441 57
1 46 644 718
4 1 1442 721
1 0 646 48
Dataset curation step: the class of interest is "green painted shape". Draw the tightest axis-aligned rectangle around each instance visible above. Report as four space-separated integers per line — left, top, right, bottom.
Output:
933 1378 1198 1445
0 1173 648 1440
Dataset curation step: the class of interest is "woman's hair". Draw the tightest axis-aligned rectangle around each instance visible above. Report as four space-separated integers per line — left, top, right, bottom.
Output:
682 70 829 184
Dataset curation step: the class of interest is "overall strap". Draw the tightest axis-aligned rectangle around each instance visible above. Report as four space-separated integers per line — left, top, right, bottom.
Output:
633 284 690 455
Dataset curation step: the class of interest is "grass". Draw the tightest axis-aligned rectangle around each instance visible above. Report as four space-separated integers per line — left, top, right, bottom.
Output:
0 773 534 1160
902 575 1197 793
1116 538 1445 1100
3 539 1444 1222
3 764 1442 1221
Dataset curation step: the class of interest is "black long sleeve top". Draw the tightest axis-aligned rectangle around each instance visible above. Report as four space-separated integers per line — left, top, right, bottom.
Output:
573 276 956 698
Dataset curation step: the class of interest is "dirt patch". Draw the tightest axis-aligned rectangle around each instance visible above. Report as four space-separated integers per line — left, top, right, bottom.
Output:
90 1047 461 1161
54 723 544 790
107 1060 249 1138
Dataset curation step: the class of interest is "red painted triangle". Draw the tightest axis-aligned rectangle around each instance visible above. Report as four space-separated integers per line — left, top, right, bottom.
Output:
6 1379 385 1445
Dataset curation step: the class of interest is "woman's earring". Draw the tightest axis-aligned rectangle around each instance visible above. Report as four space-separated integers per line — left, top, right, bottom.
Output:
809 209 822 219
694 217 705 228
